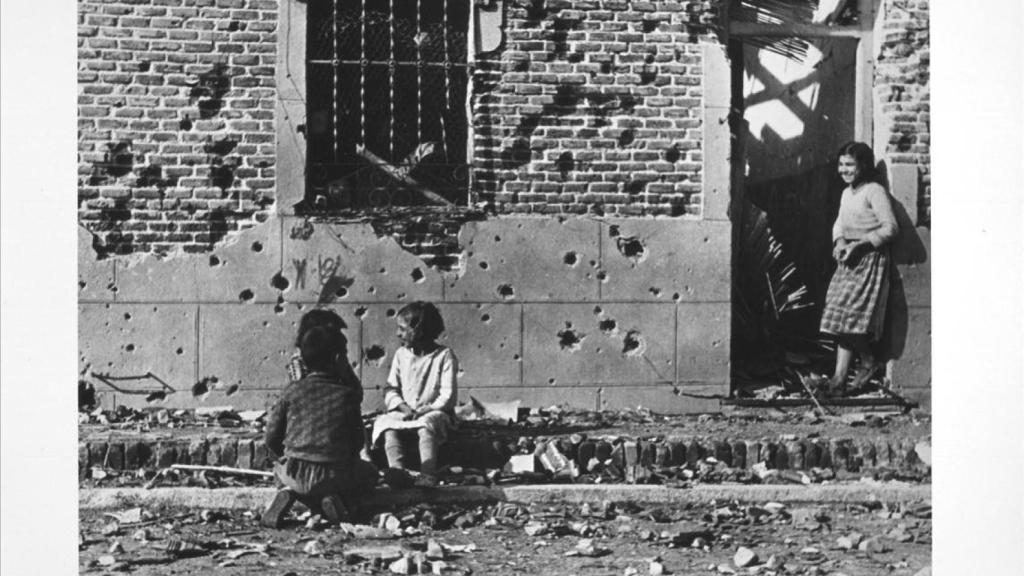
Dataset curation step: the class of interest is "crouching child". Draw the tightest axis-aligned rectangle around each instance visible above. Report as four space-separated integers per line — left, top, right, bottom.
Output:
262 311 377 528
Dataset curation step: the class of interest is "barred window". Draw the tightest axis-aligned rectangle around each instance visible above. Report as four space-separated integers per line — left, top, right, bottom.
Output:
305 0 471 212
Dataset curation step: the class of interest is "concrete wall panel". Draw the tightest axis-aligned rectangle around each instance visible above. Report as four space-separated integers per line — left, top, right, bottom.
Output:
80 303 197 395
458 386 599 411
354 303 404 393
435 303 522 388
195 224 284 304
893 307 930 390
598 219 731 303
114 256 198 303
522 303 677 387
598 384 725 414
198 303 364 393
676 303 730 384
281 221 445 303
448 218 601 302
79 227 116 302
893 226 930 307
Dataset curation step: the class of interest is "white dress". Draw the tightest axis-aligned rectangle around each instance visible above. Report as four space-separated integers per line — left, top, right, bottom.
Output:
371 345 458 445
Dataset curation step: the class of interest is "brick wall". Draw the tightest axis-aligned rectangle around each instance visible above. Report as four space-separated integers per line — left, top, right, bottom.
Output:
77 0 278 257
876 0 930 225
472 0 714 217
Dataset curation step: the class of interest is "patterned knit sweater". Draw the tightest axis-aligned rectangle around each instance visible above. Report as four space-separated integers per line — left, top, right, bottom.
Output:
264 373 364 463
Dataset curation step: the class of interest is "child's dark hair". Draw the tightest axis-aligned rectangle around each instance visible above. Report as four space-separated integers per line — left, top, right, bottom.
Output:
299 325 346 372
837 141 878 184
295 309 346 347
397 301 445 342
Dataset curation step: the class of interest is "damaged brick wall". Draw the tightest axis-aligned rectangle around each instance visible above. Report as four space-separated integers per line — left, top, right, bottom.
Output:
876 0 930 225
472 0 713 217
77 0 278 257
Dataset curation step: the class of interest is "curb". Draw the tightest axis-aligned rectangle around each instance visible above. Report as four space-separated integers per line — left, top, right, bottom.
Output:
79 432 930 481
80 483 931 511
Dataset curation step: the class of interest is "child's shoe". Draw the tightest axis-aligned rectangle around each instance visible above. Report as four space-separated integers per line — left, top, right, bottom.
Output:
382 467 414 490
320 494 351 524
261 489 296 528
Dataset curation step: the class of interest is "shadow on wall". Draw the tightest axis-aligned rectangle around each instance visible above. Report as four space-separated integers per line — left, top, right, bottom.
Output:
876 160 928 363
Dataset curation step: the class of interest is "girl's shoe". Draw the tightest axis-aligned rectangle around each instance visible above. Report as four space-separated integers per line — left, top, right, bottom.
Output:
261 489 296 528
320 494 351 524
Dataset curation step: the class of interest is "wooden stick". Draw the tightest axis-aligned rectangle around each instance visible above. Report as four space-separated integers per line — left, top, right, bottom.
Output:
169 464 275 478
798 374 833 416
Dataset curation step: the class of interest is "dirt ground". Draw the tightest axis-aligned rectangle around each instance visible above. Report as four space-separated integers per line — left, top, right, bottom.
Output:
80 495 931 575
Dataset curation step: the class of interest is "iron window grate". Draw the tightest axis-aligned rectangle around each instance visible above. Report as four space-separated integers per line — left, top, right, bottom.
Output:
305 0 470 211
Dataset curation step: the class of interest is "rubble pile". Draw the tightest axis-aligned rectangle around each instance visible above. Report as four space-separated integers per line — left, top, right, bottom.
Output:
79 498 933 575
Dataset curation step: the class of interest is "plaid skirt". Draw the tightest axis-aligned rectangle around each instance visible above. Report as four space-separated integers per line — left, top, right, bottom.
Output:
820 247 891 339
274 456 377 498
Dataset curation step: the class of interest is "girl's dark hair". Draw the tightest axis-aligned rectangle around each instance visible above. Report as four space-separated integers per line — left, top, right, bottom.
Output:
837 141 878 184
299 325 345 372
397 301 445 342
295 309 346 347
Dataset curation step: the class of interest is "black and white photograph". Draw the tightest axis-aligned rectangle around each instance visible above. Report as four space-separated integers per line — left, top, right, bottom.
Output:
1 0 1021 574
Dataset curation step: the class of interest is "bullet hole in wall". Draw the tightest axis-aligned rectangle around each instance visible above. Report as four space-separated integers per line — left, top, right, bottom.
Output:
386 308 396 317
176 347 184 355
124 313 132 321
411 268 425 283
209 255 220 267
497 284 515 299
271 273 290 291
146 391 166 403
125 343 135 352
563 252 579 267
597 271 608 282
593 306 603 315
622 329 646 357
642 19 659 33
618 129 635 147
364 345 386 365
616 236 647 261
481 314 491 323
239 288 255 302
665 144 681 163
608 225 620 238
225 383 239 396
649 287 662 297
192 378 211 397
251 241 263 253
557 326 584 352
599 318 617 333
548 378 557 385
672 292 681 301
479 261 490 270
355 306 367 319
274 295 285 314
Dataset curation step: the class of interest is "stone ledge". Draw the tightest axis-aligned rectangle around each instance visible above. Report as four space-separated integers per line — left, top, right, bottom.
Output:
79 482 932 511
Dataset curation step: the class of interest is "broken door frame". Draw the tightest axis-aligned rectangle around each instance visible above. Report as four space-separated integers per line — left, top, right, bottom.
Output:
724 0 906 403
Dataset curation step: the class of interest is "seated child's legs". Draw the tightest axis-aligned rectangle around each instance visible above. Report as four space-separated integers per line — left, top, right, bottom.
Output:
417 428 440 477
384 429 412 470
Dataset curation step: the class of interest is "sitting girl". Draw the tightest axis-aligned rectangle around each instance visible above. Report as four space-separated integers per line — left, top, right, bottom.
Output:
371 301 458 486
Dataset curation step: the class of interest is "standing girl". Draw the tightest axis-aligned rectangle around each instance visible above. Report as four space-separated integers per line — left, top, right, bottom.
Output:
372 301 457 485
819 142 899 394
